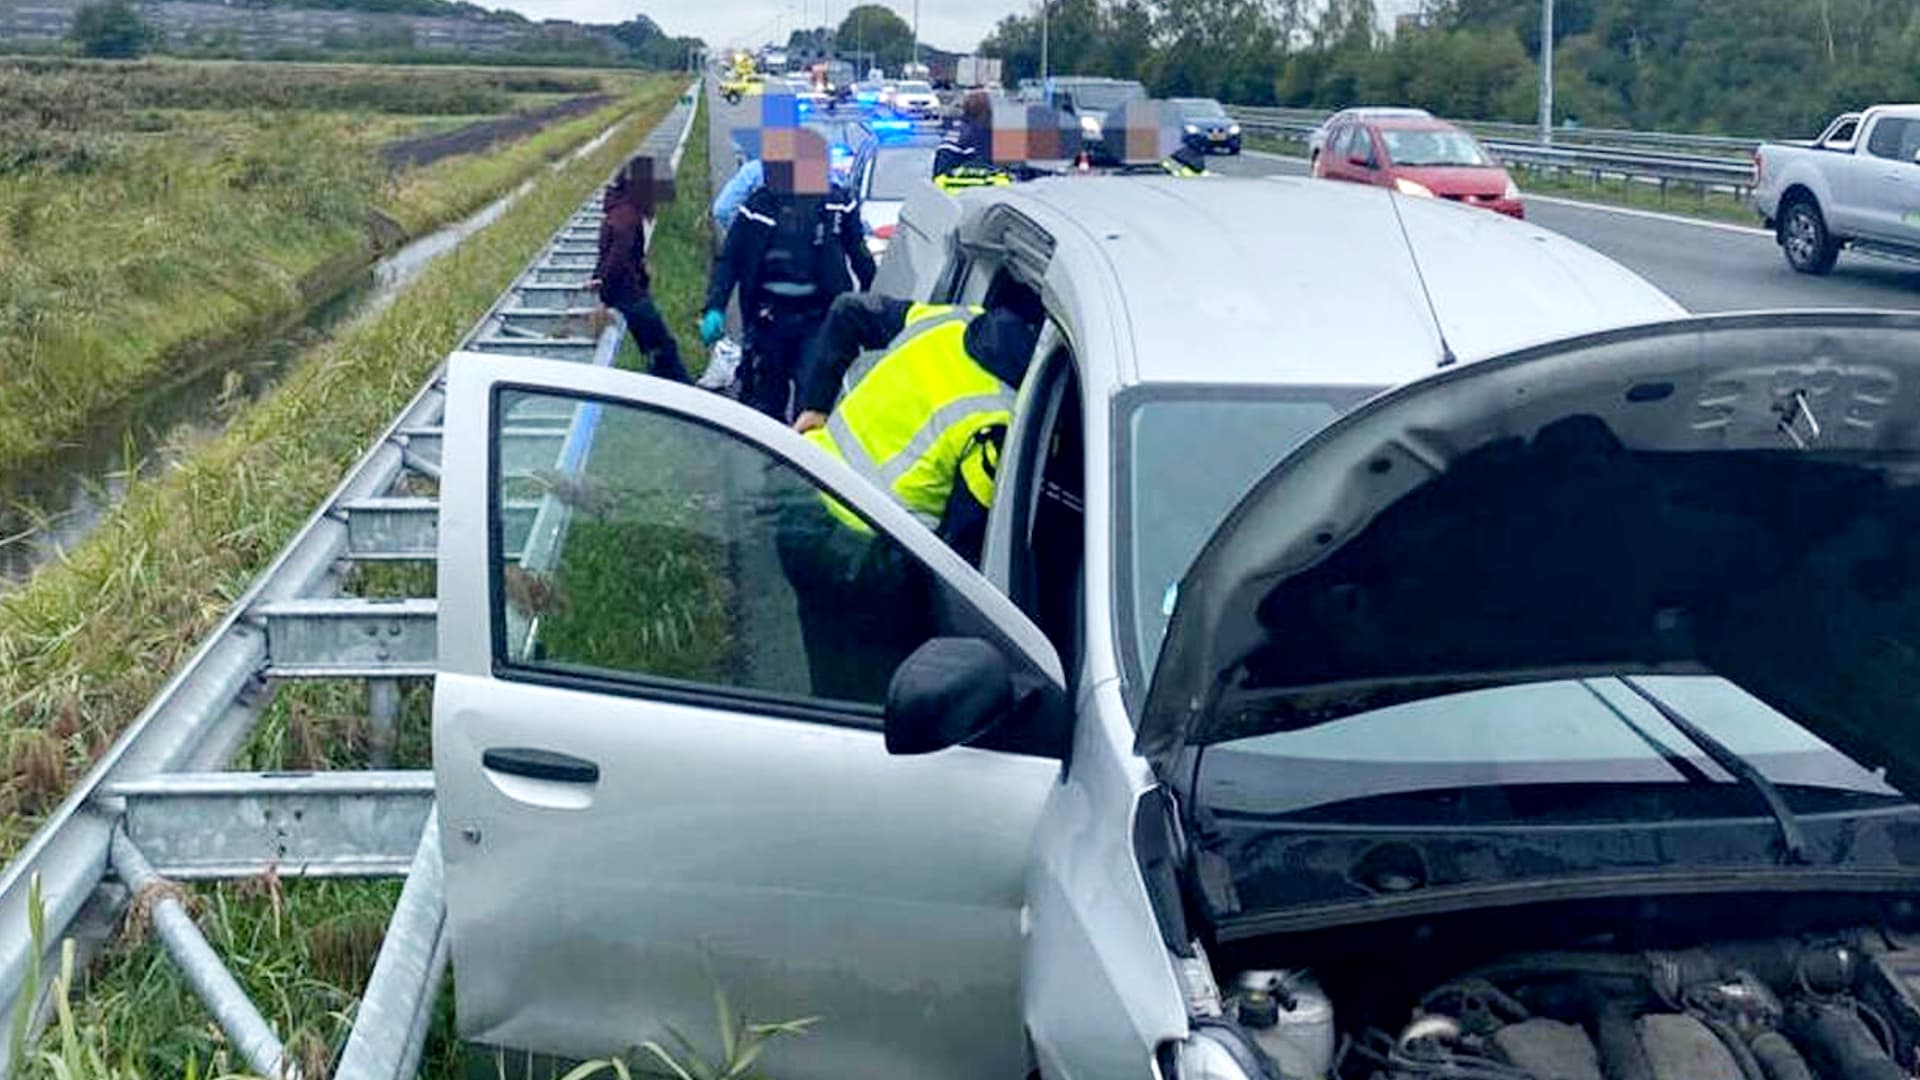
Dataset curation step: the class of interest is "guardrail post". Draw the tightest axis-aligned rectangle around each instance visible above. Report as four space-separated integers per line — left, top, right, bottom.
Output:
367 679 399 768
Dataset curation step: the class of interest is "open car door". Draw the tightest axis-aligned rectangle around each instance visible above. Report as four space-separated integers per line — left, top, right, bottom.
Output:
433 353 1065 1078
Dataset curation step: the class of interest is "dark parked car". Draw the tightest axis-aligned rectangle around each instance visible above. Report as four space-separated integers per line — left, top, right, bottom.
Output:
1170 97 1242 155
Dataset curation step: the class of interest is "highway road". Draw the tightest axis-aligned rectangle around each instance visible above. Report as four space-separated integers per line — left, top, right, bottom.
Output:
699 96 1920 315
1214 150 1920 313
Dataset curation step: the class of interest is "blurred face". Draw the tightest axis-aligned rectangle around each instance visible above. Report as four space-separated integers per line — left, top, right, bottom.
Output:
763 126 831 196
1106 100 1181 162
739 93 832 196
989 102 1086 164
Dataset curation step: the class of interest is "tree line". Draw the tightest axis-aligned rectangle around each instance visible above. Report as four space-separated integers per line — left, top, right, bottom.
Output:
980 0 1920 136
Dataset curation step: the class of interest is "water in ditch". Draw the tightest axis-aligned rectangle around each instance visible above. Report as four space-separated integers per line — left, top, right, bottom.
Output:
0 179 538 586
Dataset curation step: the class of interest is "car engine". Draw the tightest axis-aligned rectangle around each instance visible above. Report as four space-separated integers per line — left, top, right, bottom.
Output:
1221 933 1920 1080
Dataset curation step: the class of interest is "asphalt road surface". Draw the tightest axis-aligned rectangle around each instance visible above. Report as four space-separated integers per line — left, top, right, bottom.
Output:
699 96 1920 315
1214 150 1920 313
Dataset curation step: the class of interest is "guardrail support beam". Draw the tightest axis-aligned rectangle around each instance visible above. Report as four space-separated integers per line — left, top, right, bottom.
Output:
110 829 301 1079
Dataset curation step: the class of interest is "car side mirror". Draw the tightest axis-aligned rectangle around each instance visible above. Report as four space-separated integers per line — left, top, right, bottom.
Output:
884 637 1069 758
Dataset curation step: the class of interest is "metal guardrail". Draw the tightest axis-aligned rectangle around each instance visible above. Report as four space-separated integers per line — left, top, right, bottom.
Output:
0 83 702 1078
1227 104 1764 155
1228 106 1761 202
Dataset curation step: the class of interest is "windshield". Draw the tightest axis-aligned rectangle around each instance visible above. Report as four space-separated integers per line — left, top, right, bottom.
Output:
868 146 938 199
1200 676 1902 825
1122 387 1379 682
1072 82 1146 111
898 80 932 93
1178 100 1228 120
1380 127 1492 166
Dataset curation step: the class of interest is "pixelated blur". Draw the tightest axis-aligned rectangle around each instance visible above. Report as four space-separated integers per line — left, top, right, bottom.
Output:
608 154 675 216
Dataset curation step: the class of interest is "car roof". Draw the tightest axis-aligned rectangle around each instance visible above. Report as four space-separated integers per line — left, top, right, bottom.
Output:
1369 117 1464 132
973 177 1683 389
1334 106 1433 119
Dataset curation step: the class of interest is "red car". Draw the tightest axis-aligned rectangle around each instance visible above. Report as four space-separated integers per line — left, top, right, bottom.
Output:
1312 115 1525 219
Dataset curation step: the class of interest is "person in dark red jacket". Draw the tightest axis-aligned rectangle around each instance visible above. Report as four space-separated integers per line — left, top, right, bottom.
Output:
591 155 689 382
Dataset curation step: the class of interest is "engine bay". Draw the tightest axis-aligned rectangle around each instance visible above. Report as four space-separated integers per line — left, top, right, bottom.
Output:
1208 894 1920 1080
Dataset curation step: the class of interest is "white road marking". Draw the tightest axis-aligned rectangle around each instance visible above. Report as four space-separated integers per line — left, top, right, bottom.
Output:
1522 193 1775 238
1243 148 1775 239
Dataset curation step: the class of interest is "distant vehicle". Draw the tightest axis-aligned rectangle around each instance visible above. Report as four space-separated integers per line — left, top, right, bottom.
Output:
956 55 1003 89
1170 97 1242 155
888 79 941 119
806 115 873 183
1051 76 1149 163
849 128 943 255
762 47 789 72
850 79 886 107
1313 115 1524 218
721 71 767 105
1752 105 1920 274
1307 105 1434 165
901 60 931 81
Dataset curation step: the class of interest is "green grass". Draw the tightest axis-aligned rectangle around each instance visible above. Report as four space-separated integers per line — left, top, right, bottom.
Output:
0 62 664 486
1245 132 1761 227
0 85 684 854
1 88 693 1080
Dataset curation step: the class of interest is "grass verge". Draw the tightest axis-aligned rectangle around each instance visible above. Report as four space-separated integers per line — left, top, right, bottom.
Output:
5 88 696 1080
0 85 682 856
0 64 672 486
1244 133 1761 227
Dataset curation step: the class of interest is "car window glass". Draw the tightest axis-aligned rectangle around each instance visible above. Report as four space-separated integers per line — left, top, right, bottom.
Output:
870 146 939 199
1866 117 1920 160
1828 118 1859 144
1123 389 1375 680
491 389 962 710
1345 127 1374 164
1198 675 1903 824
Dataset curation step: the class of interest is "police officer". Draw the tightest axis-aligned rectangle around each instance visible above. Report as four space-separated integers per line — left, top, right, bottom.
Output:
1162 142 1208 177
701 126 874 420
792 286 1042 561
773 287 1042 698
933 90 1017 193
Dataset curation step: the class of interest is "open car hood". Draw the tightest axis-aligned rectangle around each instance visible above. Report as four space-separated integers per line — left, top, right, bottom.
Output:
1137 312 1920 792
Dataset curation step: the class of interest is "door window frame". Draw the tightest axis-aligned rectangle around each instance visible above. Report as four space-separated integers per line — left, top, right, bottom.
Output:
467 366 1065 737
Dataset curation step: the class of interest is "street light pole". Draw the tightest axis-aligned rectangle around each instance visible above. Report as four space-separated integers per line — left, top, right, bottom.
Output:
1538 0 1554 145
1040 0 1049 99
912 0 920 68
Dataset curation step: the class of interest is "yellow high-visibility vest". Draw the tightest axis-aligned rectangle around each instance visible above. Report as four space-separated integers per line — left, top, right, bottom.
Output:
934 166 1015 193
804 304 1010 532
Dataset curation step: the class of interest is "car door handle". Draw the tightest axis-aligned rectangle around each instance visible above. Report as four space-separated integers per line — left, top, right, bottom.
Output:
481 747 600 784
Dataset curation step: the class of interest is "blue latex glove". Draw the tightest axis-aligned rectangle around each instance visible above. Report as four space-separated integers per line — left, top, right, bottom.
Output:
700 309 725 345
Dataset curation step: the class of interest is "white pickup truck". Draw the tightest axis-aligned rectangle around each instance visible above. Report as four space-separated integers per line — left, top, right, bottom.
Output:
1753 104 1920 274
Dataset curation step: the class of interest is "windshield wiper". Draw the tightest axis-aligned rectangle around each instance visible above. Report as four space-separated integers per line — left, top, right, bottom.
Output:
1576 679 1715 785
1619 676 1809 865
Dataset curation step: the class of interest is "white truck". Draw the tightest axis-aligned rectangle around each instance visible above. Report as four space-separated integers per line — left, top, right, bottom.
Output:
955 54 1002 89
1753 104 1920 274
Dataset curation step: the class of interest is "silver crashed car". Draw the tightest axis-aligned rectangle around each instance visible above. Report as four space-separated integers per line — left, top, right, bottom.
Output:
434 174 1920 1080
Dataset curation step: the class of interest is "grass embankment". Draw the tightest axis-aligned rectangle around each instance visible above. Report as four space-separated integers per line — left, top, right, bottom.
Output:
0 85 690 1080
0 59 668 485
1245 132 1761 227
543 101 737 684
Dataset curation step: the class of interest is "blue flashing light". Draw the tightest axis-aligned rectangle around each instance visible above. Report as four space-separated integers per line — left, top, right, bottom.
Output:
870 118 912 132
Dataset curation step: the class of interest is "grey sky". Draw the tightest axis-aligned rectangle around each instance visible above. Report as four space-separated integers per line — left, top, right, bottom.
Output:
492 0 1027 54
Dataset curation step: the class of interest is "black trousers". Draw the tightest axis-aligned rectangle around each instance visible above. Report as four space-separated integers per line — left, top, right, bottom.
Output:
772 489 926 704
609 293 689 383
743 304 826 421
